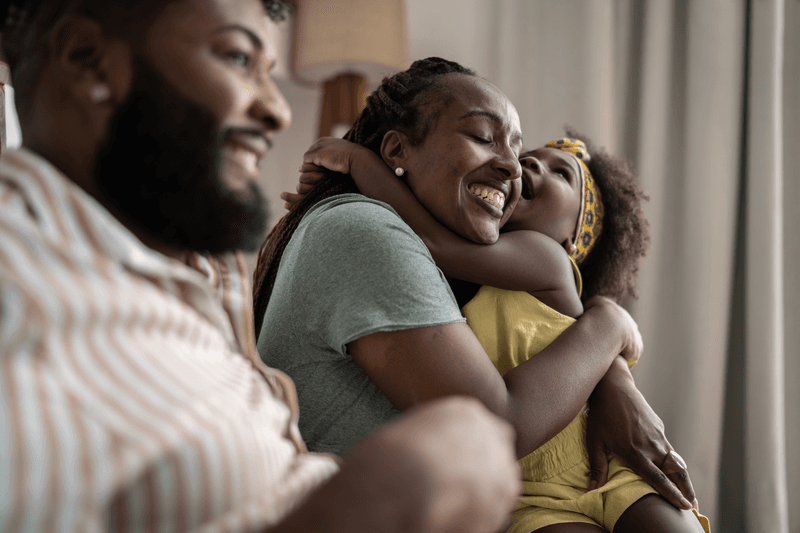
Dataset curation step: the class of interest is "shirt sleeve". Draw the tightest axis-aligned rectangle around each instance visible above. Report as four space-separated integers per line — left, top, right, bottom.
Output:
272 197 465 356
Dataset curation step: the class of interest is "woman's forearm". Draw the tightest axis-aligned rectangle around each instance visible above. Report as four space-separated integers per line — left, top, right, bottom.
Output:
501 302 635 457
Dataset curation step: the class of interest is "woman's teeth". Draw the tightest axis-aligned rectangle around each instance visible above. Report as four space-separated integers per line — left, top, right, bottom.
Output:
468 184 505 209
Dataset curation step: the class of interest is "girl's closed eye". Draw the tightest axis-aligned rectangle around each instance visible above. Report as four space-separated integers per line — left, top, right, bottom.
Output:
472 134 492 144
554 168 571 180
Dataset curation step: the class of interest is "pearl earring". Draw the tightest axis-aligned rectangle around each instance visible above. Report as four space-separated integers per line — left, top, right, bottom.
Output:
90 84 111 103
569 243 577 254
395 167 405 177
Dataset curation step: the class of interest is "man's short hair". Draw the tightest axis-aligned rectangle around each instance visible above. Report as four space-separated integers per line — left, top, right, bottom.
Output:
1 0 293 111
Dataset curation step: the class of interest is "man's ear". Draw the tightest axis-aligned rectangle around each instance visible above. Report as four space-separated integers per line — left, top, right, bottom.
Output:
380 130 411 174
48 15 132 107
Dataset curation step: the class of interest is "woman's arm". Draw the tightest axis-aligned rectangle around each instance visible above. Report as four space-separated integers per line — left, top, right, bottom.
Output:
585 356 697 510
348 295 641 459
298 138 581 315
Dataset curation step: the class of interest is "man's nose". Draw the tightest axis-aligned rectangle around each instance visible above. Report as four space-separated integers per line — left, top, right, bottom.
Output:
251 79 292 133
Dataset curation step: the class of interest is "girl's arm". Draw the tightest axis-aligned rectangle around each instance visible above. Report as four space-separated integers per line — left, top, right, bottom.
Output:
298 138 582 316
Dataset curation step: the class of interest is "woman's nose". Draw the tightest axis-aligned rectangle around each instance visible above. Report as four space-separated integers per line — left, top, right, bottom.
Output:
493 150 522 181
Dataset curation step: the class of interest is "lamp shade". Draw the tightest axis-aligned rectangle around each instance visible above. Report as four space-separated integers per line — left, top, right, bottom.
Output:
292 0 408 86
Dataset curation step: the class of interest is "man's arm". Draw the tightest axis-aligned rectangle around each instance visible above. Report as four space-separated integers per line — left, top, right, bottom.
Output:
269 397 521 533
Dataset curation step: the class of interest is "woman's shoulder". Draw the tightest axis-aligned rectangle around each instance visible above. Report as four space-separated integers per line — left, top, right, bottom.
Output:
300 193 418 242
304 193 400 222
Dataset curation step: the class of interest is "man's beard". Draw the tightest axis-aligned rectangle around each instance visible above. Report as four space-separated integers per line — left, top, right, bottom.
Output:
94 58 269 255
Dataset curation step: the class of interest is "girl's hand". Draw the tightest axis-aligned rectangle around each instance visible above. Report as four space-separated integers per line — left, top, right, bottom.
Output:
280 162 326 210
280 137 371 210
582 295 643 367
303 136 365 175
585 358 698 510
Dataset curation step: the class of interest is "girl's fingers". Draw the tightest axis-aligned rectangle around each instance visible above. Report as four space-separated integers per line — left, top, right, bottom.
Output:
280 191 305 209
297 182 315 194
299 162 324 174
298 171 325 185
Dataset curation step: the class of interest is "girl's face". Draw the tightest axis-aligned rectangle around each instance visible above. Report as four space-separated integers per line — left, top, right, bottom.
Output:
503 147 583 248
402 76 524 244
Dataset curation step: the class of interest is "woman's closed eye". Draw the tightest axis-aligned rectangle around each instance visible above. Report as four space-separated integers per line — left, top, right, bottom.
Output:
471 134 492 144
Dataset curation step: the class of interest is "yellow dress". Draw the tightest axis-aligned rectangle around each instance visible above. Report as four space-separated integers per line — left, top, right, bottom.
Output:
463 264 710 532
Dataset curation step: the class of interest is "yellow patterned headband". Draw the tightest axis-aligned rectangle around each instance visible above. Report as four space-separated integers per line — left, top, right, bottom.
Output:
545 138 603 265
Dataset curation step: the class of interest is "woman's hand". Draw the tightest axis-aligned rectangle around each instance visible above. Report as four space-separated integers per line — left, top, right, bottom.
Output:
280 137 369 210
585 357 697 510
582 295 643 367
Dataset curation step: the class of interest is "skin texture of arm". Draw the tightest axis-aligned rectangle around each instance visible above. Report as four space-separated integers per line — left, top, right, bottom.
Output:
299 137 583 318
268 397 522 533
348 296 640 459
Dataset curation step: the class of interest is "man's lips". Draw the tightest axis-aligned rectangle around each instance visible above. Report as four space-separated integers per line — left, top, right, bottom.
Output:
226 133 269 162
223 134 270 177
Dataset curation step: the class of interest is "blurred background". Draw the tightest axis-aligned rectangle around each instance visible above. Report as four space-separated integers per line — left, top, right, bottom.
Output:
2 0 797 531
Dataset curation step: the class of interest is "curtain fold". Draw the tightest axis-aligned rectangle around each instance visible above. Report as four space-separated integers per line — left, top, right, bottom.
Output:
743 0 788 530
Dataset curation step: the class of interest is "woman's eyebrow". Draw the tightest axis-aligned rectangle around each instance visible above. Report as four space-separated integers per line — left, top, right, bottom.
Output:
460 110 524 146
214 24 264 50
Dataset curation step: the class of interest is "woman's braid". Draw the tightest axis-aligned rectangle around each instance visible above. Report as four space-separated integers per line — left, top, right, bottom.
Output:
252 57 477 336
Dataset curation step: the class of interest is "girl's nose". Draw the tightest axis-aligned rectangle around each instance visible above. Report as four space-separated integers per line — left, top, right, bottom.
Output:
520 155 543 174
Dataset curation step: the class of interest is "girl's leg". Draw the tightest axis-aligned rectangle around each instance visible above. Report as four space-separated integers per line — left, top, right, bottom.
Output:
613 494 705 533
535 524 607 533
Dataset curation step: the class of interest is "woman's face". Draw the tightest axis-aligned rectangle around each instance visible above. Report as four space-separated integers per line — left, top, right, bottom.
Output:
503 147 583 247
402 76 524 244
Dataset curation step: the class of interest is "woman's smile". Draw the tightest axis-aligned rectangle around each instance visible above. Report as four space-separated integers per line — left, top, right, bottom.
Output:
468 182 507 211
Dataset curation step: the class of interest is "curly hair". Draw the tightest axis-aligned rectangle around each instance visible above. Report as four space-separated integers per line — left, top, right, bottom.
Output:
1 0 293 112
252 57 478 335
565 128 650 303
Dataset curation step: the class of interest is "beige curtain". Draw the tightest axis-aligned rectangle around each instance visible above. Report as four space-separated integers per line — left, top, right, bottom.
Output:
490 0 798 529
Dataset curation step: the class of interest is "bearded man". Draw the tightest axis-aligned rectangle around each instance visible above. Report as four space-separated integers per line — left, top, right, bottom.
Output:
0 1 521 532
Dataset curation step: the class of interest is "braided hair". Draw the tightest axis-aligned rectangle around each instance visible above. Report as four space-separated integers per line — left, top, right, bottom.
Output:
1 0 293 114
252 57 477 335
565 128 651 302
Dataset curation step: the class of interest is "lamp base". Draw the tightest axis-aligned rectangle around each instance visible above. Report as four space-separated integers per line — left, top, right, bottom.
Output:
318 73 366 139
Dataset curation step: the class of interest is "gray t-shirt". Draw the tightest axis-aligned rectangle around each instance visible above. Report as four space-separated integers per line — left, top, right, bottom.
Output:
258 194 465 455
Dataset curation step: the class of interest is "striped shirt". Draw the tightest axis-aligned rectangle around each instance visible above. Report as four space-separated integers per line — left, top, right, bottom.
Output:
0 148 339 533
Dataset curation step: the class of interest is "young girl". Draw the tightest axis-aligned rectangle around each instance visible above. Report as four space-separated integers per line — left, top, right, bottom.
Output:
284 133 710 533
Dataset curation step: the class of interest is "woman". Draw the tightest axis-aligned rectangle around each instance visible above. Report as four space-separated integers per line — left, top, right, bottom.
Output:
253 58 696 529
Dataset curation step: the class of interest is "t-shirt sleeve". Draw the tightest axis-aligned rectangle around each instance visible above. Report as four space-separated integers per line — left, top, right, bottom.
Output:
272 198 465 356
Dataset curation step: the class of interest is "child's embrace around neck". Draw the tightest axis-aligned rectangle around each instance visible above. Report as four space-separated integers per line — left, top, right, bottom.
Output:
285 129 651 316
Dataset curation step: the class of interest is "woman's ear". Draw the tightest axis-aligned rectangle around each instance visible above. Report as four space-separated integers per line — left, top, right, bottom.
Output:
48 15 132 108
380 130 411 174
